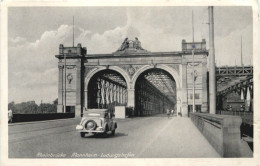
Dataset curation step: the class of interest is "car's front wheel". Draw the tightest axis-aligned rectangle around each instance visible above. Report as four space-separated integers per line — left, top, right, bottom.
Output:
80 132 86 137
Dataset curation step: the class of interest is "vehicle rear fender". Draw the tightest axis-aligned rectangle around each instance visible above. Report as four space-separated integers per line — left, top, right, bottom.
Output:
112 122 117 130
104 123 109 132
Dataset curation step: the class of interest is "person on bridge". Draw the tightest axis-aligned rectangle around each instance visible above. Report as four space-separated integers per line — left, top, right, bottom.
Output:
167 109 170 119
240 105 245 112
178 108 182 117
227 105 233 111
8 109 13 123
171 109 174 117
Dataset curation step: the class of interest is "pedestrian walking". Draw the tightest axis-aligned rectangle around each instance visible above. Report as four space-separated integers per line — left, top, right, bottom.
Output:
171 109 174 117
178 109 182 117
8 109 13 123
240 105 245 112
166 109 170 119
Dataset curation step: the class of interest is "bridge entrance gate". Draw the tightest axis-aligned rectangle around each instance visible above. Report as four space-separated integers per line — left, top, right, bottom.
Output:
55 38 208 117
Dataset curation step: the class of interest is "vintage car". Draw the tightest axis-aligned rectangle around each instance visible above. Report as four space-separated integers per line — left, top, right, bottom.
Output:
76 109 117 137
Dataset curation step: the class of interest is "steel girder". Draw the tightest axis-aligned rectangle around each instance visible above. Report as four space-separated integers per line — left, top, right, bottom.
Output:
217 76 253 97
143 70 176 103
216 66 253 77
216 66 253 94
216 66 253 111
216 76 253 112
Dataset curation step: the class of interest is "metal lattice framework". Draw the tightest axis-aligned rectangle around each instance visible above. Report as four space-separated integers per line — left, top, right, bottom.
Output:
88 69 176 116
216 66 253 78
216 66 253 112
144 70 176 102
216 66 253 96
88 70 127 113
135 69 176 116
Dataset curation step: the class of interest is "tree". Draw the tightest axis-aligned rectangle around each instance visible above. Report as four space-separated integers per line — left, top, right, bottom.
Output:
8 100 58 114
8 101 38 114
8 101 15 110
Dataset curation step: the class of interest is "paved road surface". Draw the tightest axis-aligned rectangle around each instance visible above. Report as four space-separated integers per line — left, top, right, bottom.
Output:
9 116 220 158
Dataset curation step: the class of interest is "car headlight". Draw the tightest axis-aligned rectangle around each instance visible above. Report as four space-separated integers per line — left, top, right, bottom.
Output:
76 125 84 130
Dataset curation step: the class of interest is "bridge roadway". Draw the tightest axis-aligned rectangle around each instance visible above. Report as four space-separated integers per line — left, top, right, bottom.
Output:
9 115 220 158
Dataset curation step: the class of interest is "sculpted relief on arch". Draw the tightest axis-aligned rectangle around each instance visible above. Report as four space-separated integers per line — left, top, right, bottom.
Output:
119 65 143 79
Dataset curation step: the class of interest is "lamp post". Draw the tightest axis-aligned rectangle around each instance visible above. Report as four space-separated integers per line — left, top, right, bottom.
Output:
192 10 195 113
209 6 216 114
192 49 195 113
64 52 67 113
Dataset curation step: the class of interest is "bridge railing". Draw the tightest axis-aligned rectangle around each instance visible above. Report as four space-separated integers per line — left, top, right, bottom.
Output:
190 112 252 157
10 113 75 123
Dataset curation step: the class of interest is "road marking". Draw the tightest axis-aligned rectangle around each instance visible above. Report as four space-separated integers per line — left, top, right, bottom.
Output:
136 118 173 157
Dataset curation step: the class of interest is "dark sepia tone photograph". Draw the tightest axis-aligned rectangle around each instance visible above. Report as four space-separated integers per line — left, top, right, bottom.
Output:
2 2 258 165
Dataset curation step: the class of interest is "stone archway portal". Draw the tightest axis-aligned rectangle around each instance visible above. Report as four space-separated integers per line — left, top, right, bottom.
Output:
56 38 208 117
84 65 181 117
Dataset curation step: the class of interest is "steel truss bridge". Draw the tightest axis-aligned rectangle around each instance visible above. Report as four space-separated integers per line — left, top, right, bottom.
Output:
216 66 253 96
216 65 253 125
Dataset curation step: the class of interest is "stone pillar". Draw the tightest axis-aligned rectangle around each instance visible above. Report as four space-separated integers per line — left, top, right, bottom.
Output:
75 63 82 117
201 61 208 112
176 89 182 116
127 89 135 107
84 90 88 110
57 64 64 113
181 63 188 117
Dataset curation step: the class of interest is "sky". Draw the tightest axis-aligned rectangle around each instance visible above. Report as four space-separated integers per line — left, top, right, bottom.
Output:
8 6 253 104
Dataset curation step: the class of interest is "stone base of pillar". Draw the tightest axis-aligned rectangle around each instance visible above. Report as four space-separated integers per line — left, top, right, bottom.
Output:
127 89 135 108
182 103 188 117
202 102 208 113
75 105 82 117
57 105 63 113
177 103 181 117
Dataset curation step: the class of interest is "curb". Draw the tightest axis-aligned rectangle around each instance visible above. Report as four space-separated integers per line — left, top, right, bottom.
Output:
8 117 80 126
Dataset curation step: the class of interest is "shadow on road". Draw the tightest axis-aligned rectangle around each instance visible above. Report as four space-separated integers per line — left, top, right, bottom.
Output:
83 132 128 139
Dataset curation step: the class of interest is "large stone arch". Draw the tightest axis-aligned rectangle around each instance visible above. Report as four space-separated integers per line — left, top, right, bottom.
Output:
131 64 182 115
84 66 131 109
